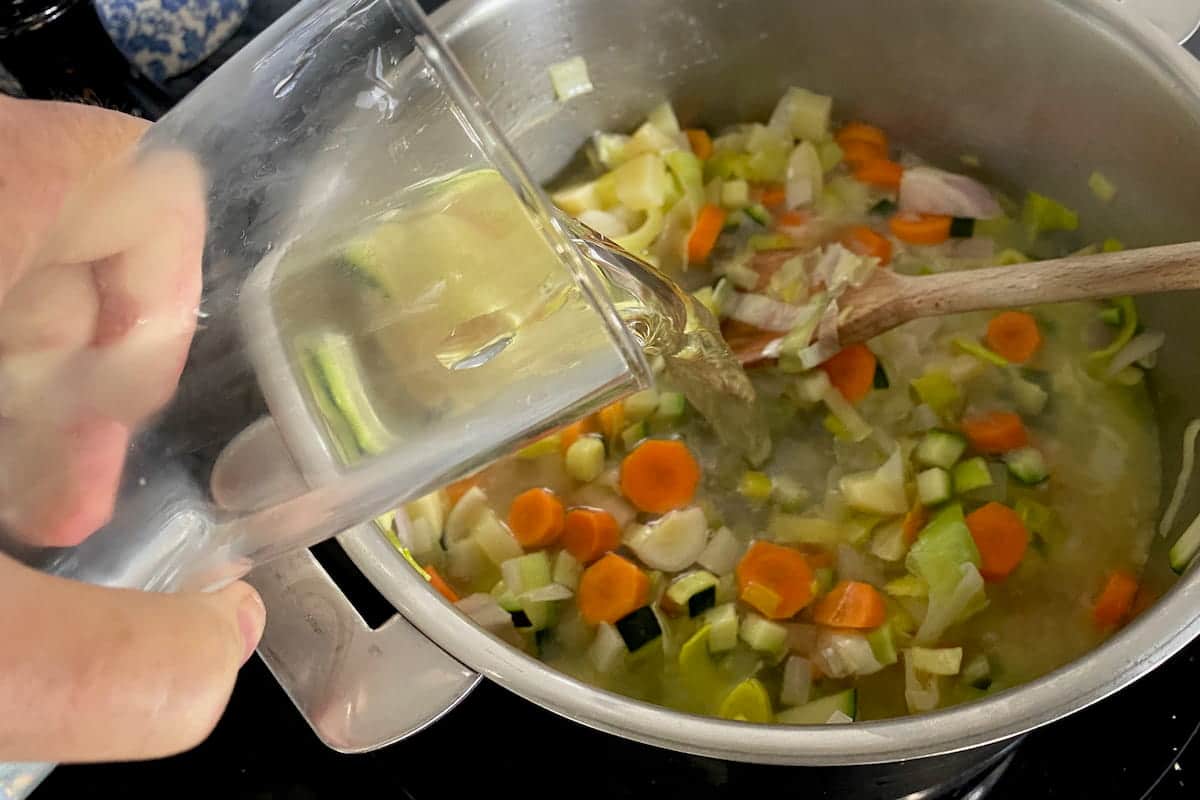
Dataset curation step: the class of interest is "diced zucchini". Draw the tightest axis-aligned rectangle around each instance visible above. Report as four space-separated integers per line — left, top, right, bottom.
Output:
768 512 842 545
518 598 557 631
953 457 993 494
654 391 687 423
775 688 857 725
907 646 963 676
719 678 774 723
917 468 954 507
623 388 661 422
867 622 899 666
915 430 968 469
491 580 522 612
721 179 751 208
703 603 739 652
565 436 606 482
960 653 992 689
884 574 929 598
500 551 552 596
552 550 582 590
739 612 790 656
744 203 772 225
905 504 982 597
1169 512 1200 574
621 421 647 451
873 362 890 390
615 606 662 651
813 567 836 596
666 571 720 617
588 623 628 672
869 518 909 562
304 332 393 456
870 198 898 216
739 470 774 502
1005 447 1049 485
949 217 975 238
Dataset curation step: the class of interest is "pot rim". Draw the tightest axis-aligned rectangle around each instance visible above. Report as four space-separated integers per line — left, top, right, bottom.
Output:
342 0 1200 765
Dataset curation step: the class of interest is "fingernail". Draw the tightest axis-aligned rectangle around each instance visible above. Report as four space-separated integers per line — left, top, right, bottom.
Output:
237 587 266 666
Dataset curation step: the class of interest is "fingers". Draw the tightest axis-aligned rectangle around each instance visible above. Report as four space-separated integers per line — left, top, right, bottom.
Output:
0 554 265 762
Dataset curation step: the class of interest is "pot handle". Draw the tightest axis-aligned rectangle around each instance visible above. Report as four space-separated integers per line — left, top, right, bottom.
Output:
1120 0 1200 44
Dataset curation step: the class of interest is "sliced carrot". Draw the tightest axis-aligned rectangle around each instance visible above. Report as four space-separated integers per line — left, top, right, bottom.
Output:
965 502 1030 582
836 121 889 153
1093 570 1139 628
685 128 713 160
961 411 1028 454
507 488 566 548
775 209 811 228
753 183 787 210
445 476 480 507
620 439 701 513
889 212 952 245
812 580 887 629
838 225 893 265
687 204 727 264
736 541 815 619
424 565 460 603
901 506 929 545
852 159 903 191
597 401 625 442
839 140 887 168
986 311 1043 364
578 552 650 624
820 343 878 404
558 418 595 453
562 508 621 564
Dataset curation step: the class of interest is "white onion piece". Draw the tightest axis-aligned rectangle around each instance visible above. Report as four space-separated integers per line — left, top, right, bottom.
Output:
797 301 842 369
904 653 941 713
781 656 813 706
456 593 513 630
1160 419 1200 537
899 166 1002 219
578 209 629 240
813 629 884 678
727 292 806 332
1105 329 1166 378
519 583 575 603
697 526 744 575
627 506 709 571
785 141 823 210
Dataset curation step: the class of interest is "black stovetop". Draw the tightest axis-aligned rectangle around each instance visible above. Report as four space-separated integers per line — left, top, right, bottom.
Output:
8 2 1200 797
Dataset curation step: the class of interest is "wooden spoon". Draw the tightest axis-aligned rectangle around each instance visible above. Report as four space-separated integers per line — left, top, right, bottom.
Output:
738 240 1200 362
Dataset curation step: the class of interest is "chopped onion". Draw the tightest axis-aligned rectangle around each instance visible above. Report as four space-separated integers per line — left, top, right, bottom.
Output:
904 652 941 713
519 583 574 603
727 292 807 332
813 628 884 678
781 656 813 706
915 563 984 644
578 209 629 240
1105 329 1165 378
456 593 513 630
569 484 636 530
1160 419 1200 537
899 166 1002 219
697 525 744 575
910 403 940 432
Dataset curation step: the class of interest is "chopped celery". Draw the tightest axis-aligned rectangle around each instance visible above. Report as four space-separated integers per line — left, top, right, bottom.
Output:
818 139 844 171
517 434 561 459
623 388 661 422
867 623 899 666
547 56 593 101
565 436 606 482
491 579 521 611
839 449 908 515
740 612 790 656
821 381 874 442
908 646 963 676
1090 297 1138 362
1005 447 1049 484
719 678 774 723
721 178 751 208
905 504 981 597
952 457 993 493
1088 171 1117 202
612 152 668 210
1169 512 1200 573
768 512 842 545
952 337 1008 367
739 471 774 501
911 371 962 417
885 574 929 598
665 150 705 206
821 175 873 216
746 131 792 182
1102 237 1125 252
749 233 795 251
1021 191 1078 236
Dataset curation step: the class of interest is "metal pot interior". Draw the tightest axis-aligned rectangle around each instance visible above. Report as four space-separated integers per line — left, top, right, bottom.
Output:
339 0 1200 765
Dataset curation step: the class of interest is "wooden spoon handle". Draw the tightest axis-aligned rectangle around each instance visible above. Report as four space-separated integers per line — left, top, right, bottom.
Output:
895 240 1200 318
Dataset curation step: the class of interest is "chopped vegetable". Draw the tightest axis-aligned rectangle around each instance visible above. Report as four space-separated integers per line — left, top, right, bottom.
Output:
1088 171 1117 203
547 56 594 100
704 603 740 652
719 678 774 722
686 128 714 159
853 159 904 190
770 87 833 141
626 506 709 571
836 122 889 152
425 565 460 603
888 213 952 245
1092 570 1138 627
781 656 814 706
566 436 607 482
965 502 1030 582
911 371 962 417
986 311 1042 364
952 336 1009 367
812 580 887 629
1004 447 1049 485
620 439 702 513
952 457 993 494
961 411 1029 454
1089 297 1138 363
615 606 663 651
838 225 892 265
508 488 566 548
821 344 879 404
775 688 858 724
839 449 908 515
917 467 953 506
578 553 651 624
737 541 815 619
687 204 728 263
739 470 774 501
1021 191 1078 235
1168 512 1200 574
698 526 743 575
666 570 720 617
907 646 963 676
588 623 628 672
562 508 621 564
906 504 982 596
740 612 791 656
915 430 968 470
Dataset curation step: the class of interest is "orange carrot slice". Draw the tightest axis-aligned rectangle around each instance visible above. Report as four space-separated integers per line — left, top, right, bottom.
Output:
578 553 650 624
965 502 1030 582
507 488 565 548
986 311 1043 364
889 212 952 244
902 506 929 545
853 159 904 190
562 508 621 564
775 209 811 228
687 204 727 264
753 183 787 210
558 418 595 453
619 439 701 513
820 343 878 404
597 401 625 443
839 140 887 168
838 225 893 265
836 121 889 153
961 411 1029 454
424 565 460 603
685 128 713 159
736 541 814 619
1093 570 1138 628
812 580 888 628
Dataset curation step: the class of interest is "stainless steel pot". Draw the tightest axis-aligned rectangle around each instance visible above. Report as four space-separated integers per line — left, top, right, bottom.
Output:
321 0 1200 766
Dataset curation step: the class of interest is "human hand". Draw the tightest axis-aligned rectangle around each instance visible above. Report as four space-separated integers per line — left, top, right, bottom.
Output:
0 97 265 762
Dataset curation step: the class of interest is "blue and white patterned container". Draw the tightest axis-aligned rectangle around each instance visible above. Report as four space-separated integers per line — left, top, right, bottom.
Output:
94 0 249 80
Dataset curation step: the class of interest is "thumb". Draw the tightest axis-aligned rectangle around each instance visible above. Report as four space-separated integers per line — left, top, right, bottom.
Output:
0 553 265 762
